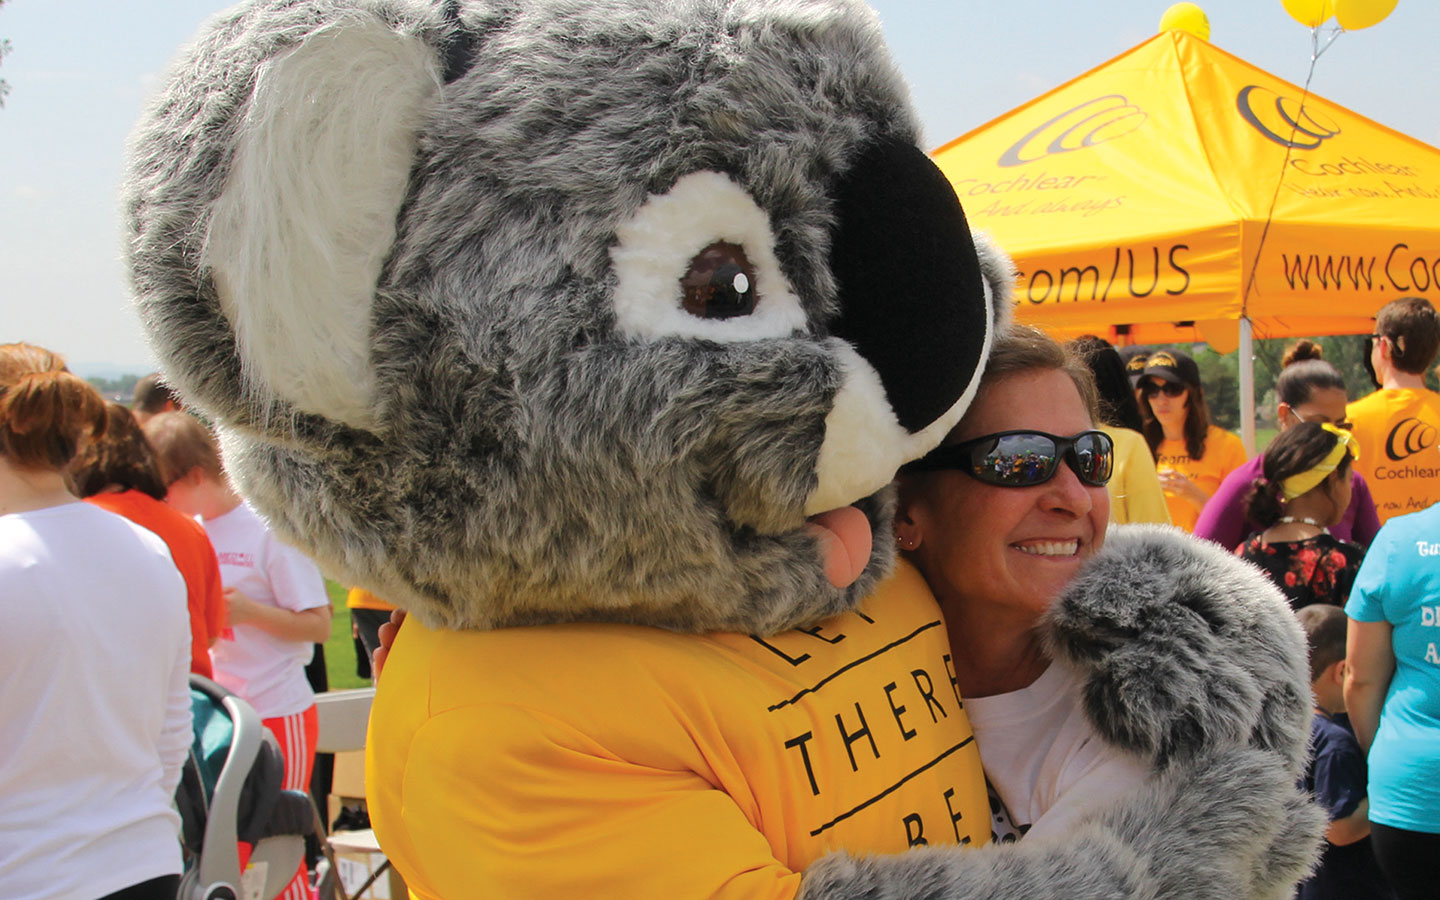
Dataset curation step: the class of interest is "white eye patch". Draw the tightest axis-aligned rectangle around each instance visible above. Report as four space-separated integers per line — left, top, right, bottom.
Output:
610 171 808 342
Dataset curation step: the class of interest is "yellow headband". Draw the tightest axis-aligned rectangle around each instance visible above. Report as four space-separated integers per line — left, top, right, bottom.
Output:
1280 424 1360 500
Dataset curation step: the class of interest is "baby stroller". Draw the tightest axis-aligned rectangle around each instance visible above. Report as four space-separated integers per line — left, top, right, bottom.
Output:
174 675 326 900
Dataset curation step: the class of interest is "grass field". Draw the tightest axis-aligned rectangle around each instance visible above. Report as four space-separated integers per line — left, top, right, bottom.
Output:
322 581 370 692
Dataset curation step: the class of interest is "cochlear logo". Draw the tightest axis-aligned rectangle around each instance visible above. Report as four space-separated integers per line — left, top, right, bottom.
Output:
997 95 1147 168
1237 85 1341 149
1385 417 1437 461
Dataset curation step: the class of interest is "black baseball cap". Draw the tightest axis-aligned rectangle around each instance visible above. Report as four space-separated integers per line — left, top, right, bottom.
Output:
1118 346 1149 388
1141 349 1200 387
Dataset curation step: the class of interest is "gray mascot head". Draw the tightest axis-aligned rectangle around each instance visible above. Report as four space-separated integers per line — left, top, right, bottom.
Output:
126 0 1010 634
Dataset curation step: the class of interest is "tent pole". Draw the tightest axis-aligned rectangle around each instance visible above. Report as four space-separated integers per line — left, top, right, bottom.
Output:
1239 316 1256 457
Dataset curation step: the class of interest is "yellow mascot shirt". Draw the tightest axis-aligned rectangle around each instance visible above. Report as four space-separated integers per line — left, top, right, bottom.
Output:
1156 425 1247 532
1347 388 1440 523
367 559 989 899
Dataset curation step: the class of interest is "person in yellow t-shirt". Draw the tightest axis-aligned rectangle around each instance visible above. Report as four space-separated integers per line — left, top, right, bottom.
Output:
1346 296 1440 524
1139 349 1248 532
894 327 1149 839
1068 336 1170 526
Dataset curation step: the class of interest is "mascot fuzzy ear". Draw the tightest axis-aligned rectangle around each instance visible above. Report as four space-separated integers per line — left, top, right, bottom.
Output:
128 0 1010 633
202 15 442 430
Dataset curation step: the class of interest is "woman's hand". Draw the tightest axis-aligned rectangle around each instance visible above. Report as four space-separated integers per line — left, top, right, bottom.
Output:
223 587 262 626
223 587 332 643
1157 467 1208 510
372 608 407 680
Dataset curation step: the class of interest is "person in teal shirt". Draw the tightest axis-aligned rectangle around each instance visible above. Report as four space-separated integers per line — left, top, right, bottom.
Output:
1344 504 1440 900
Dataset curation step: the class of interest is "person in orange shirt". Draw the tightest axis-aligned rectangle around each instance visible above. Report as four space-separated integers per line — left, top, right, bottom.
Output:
1138 349 1248 532
70 402 225 679
1346 296 1440 524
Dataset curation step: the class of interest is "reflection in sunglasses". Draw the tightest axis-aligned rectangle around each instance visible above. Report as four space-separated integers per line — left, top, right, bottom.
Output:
903 430 1114 489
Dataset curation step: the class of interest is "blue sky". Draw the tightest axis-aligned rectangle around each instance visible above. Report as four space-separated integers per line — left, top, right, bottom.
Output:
2 0 1435 375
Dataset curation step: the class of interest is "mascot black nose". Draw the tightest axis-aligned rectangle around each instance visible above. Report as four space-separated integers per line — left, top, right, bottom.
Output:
827 137 990 435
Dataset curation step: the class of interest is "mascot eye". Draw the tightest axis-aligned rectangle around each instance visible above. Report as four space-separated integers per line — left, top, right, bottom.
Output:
611 170 806 343
681 242 758 320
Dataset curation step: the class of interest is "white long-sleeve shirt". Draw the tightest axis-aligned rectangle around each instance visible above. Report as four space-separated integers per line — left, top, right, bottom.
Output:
0 501 192 900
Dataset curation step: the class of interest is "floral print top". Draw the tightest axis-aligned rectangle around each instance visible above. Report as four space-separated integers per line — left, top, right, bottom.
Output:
1238 532 1364 611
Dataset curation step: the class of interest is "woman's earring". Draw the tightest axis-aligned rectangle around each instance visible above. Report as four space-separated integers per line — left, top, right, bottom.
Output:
896 534 917 551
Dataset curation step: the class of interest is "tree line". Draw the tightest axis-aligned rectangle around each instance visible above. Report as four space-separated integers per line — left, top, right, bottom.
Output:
1193 333 1438 434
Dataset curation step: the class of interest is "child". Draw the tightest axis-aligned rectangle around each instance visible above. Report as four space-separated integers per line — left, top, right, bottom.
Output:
1294 604 1393 900
1240 422 1364 610
143 412 331 900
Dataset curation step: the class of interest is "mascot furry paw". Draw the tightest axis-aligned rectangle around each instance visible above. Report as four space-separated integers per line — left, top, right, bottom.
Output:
126 1 1320 897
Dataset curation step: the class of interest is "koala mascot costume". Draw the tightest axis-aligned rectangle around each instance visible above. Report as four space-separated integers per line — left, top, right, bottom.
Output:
127 1 1321 897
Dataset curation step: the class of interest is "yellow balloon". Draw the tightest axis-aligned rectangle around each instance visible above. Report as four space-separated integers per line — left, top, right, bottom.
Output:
1280 0 1334 27
1332 0 1398 29
1159 2 1211 40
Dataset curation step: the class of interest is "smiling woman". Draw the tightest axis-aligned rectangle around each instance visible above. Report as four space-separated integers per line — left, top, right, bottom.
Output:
895 325 1147 839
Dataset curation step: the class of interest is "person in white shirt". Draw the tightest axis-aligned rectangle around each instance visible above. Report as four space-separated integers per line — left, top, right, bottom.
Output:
894 326 1148 838
0 343 191 900
144 411 331 900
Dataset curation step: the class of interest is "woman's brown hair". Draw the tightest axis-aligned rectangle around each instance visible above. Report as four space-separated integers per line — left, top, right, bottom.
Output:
142 410 224 486
70 402 170 500
973 324 1100 424
1244 421 1352 528
0 343 108 471
898 324 1100 498
1275 340 1346 408
1375 296 1440 375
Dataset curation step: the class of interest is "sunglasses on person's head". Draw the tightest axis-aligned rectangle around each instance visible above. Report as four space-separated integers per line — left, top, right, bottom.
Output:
902 429 1115 488
1140 380 1187 398
1293 409 1354 432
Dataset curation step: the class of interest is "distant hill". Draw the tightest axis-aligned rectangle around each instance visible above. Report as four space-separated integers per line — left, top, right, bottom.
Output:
70 361 155 381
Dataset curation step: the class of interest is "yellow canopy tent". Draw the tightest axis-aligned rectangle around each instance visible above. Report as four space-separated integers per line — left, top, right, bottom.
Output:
932 29 1440 349
932 29 1440 448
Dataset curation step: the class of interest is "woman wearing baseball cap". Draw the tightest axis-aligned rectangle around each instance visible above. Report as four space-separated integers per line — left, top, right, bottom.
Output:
1138 349 1248 532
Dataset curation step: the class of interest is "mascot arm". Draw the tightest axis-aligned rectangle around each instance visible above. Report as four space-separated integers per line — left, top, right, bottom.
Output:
801 746 1318 900
390 704 803 900
1046 525 1315 774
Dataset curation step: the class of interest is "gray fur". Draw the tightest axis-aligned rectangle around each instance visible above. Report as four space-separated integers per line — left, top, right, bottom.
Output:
1046 524 1314 775
971 229 1016 328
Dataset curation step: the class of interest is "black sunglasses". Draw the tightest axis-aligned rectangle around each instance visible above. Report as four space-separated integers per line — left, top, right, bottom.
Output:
902 429 1115 488
1140 380 1187 398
